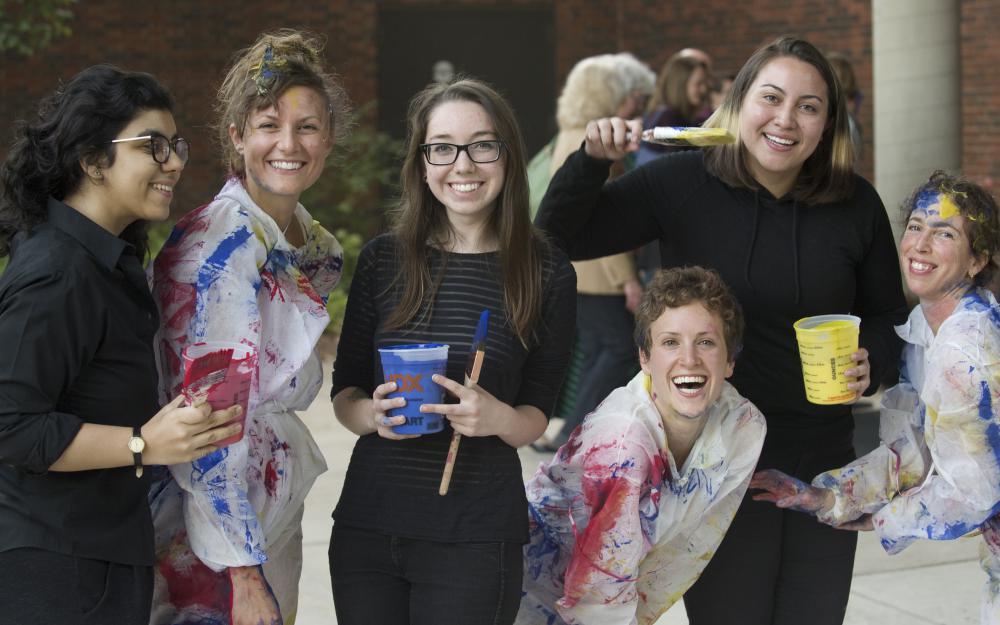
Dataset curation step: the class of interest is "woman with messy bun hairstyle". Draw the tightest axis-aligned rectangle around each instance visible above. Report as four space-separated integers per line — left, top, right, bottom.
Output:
148 30 349 625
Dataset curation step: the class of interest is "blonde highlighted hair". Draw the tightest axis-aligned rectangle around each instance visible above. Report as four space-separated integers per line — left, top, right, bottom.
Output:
703 36 855 204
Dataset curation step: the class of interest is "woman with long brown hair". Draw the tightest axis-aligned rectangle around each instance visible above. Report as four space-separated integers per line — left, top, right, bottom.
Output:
329 78 575 625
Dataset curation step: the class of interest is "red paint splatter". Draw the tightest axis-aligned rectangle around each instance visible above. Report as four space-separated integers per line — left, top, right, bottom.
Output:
264 344 279 365
296 272 325 307
157 531 232 613
264 459 279 497
261 270 286 302
563 475 634 605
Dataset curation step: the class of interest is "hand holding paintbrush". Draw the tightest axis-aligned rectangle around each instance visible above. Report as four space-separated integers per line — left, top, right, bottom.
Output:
438 309 489 496
584 117 736 161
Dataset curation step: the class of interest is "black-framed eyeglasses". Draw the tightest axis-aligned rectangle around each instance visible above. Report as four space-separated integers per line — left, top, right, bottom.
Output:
419 140 504 166
110 134 190 164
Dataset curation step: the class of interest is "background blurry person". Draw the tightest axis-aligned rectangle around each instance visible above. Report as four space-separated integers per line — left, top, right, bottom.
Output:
532 53 654 452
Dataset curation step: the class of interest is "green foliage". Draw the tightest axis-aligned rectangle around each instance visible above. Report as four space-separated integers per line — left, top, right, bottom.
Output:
0 0 76 56
147 219 174 261
303 112 403 335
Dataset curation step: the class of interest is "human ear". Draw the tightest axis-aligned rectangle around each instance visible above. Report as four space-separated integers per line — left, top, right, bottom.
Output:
639 349 651 375
228 123 244 155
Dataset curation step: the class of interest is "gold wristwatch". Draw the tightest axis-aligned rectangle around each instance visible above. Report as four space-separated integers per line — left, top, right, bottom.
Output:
127 426 145 478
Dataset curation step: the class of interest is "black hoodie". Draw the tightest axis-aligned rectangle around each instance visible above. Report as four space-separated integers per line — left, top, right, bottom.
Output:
537 148 909 452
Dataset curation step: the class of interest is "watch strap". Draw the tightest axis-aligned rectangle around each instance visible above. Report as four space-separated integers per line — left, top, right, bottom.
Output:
131 426 143 478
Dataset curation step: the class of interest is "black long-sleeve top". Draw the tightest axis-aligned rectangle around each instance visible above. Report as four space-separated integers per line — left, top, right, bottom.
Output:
0 198 159 565
331 233 576 542
537 149 908 451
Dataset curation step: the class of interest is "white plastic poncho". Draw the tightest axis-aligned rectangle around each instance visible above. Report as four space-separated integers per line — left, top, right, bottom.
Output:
813 288 1000 624
148 178 342 624
518 372 766 625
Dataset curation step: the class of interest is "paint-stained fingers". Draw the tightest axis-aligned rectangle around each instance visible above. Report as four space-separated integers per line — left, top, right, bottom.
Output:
375 417 419 440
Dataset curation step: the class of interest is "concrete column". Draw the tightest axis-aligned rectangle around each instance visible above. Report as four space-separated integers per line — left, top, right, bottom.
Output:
872 0 961 239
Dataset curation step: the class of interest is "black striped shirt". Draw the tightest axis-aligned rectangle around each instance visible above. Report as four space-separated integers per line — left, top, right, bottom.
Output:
331 233 576 542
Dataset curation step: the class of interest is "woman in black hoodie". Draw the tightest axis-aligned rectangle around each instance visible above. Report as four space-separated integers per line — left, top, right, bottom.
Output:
536 36 908 625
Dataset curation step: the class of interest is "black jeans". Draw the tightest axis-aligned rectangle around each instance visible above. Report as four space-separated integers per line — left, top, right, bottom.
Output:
684 440 858 625
554 293 636 445
0 547 153 625
329 524 523 625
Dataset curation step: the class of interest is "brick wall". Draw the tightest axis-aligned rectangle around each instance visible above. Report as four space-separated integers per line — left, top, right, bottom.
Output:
960 0 1000 190
10 0 986 215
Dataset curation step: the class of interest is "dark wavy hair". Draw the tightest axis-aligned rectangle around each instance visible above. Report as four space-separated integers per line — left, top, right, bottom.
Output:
0 64 174 259
635 266 745 362
902 170 1000 288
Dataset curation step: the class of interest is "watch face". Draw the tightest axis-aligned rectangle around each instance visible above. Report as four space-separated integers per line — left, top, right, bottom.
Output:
128 437 145 454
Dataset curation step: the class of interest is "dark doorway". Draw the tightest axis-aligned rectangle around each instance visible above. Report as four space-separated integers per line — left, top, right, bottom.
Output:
377 6 556 156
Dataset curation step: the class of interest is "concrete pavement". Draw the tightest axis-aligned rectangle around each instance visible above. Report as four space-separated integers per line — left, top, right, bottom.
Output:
295 366 983 625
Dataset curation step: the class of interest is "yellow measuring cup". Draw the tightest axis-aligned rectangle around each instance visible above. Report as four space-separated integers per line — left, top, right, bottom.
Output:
793 314 861 405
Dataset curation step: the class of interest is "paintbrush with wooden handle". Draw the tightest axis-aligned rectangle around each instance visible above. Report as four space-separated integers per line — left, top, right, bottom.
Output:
634 126 735 147
439 309 489 496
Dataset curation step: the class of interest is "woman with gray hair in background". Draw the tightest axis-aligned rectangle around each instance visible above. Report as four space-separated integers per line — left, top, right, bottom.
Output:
532 52 655 452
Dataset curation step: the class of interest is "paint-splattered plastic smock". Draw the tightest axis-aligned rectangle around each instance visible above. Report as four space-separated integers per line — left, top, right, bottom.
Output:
146 178 343 624
518 372 766 625
812 288 1000 623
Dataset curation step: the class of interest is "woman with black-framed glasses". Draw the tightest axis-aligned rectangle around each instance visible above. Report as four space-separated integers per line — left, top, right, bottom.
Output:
329 78 575 625
0 65 239 625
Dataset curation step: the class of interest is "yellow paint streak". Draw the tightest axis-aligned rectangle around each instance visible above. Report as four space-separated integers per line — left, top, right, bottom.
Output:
938 194 960 220
926 404 939 428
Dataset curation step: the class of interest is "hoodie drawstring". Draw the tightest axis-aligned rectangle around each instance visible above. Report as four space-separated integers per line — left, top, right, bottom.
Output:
791 199 801 305
743 193 761 293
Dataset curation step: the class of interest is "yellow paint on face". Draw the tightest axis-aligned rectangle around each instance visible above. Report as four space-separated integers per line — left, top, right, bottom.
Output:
938 194 960 220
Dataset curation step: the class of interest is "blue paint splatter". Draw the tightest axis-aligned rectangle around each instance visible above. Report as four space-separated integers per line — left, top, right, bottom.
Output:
196 226 254 293
211 493 231 517
915 189 939 212
190 448 227 483
980 380 993 421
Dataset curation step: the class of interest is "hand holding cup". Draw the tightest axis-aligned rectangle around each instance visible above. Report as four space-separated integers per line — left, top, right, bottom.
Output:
372 381 420 440
142 395 243 464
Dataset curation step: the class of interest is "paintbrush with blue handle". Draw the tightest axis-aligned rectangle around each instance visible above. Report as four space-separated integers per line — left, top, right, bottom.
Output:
439 309 489 496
